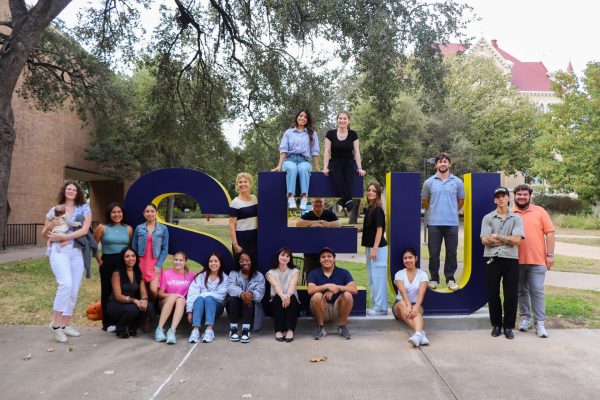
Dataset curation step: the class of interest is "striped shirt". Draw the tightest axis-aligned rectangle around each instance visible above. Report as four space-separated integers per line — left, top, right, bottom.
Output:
229 195 258 243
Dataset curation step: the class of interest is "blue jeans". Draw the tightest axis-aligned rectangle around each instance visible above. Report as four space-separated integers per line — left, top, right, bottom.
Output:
192 296 224 327
427 225 458 282
282 154 312 196
366 245 389 312
518 264 546 322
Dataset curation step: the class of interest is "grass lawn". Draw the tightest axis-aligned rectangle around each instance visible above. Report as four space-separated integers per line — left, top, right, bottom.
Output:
556 237 600 247
546 286 600 328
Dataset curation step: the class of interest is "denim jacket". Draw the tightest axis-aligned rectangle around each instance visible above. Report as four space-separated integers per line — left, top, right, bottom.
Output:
132 222 169 268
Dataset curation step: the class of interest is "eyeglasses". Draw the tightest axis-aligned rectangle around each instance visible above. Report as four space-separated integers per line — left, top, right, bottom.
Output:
239 259 251 264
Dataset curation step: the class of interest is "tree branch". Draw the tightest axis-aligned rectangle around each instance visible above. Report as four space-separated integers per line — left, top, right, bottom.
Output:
8 0 27 21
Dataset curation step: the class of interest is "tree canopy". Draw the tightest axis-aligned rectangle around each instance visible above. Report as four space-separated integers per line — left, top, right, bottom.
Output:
531 63 600 205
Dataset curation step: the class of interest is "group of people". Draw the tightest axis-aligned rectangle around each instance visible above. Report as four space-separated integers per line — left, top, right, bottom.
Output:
41 110 555 348
423 152 554 340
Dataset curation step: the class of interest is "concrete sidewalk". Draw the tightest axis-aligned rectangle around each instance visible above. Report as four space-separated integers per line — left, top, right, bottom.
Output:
1 325 599 400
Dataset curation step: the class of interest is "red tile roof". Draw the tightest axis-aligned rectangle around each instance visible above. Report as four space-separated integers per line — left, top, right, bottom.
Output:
440 39 553 92
439 43 466 58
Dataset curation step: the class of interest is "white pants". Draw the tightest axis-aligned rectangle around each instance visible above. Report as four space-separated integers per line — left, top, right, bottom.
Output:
49 242 84 316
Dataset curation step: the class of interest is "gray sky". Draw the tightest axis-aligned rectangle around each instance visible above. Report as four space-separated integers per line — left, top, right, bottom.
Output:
455 0 598 76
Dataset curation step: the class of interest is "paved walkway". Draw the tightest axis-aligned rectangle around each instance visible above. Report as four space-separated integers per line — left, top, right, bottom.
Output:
554 241 600 260
1 325 599 400
0 245 46 264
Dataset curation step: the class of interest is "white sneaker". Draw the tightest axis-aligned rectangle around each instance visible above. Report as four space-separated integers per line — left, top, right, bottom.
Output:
62 326 80 337
50 323 67 343
447 280 459 291
202 329 215 343
408 332 422 347
106 325 117 333
428 281 438 290
188 330 200 343
519 318 531 332
420 331 430 346
287 197 297 209
299 197 308 210
536 321 548 338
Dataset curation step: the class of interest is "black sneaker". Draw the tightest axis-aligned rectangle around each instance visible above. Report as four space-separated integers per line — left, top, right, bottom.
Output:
345 200 354 212
240 329 251 343
229 327 240 342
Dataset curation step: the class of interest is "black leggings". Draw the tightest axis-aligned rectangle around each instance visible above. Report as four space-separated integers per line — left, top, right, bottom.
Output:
106 301 153 334
100 253 121 329
328 158 357 203
227 297 255 325
271 295 299 332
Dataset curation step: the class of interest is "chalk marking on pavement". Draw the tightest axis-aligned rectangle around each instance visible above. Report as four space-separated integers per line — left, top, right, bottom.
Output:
149 342 198 400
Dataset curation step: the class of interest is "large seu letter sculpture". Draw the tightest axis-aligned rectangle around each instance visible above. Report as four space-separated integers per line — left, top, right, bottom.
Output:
123 168 499 315
123 168 234 271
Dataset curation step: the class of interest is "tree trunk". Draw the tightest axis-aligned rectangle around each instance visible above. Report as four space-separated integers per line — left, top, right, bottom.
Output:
0 0 72 247
349 199 361 224
166 196 175 223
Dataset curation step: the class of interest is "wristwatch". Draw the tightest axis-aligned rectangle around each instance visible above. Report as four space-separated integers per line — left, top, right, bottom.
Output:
546 253 554 258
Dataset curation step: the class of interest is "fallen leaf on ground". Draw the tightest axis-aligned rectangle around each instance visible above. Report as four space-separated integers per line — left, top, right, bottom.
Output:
66 347 73 352
47 348 54 352
104 370 114 375
309 355 327 362
242 394 253 399
23 354 32 360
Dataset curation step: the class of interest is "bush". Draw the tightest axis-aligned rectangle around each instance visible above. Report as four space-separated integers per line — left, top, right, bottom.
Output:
533 194 589 215
552 213 600 230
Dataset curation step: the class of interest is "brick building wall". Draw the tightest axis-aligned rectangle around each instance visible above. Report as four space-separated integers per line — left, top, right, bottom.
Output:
2 0 128 246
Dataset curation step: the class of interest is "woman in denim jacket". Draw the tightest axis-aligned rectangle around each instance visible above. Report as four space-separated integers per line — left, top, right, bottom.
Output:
132 204 169 301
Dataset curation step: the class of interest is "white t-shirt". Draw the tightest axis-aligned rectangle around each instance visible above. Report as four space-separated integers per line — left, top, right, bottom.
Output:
394 269 429 304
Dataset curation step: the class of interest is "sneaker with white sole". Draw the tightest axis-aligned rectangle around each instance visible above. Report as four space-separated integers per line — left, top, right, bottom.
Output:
420 331 430 346
408 332 422 347
106 325 117 333
166 328 176 344
367 309 388 316
49 323 68 343
447 280 459 291
188 329 200 343
240 329 251 343
62 326 81 337
338 325 352 340
314 325 326 340
519 318 531 332
428 281 438 290
202 329 215 343
299 197 308 210
155 327 166 342
535 321 548 338
229 327 240 342
287 197 297 209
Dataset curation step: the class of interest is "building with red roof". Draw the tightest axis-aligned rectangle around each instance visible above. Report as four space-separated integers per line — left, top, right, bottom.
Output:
442 37 566 113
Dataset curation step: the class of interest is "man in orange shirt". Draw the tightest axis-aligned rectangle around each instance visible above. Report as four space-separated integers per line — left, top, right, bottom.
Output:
512 184 555 338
